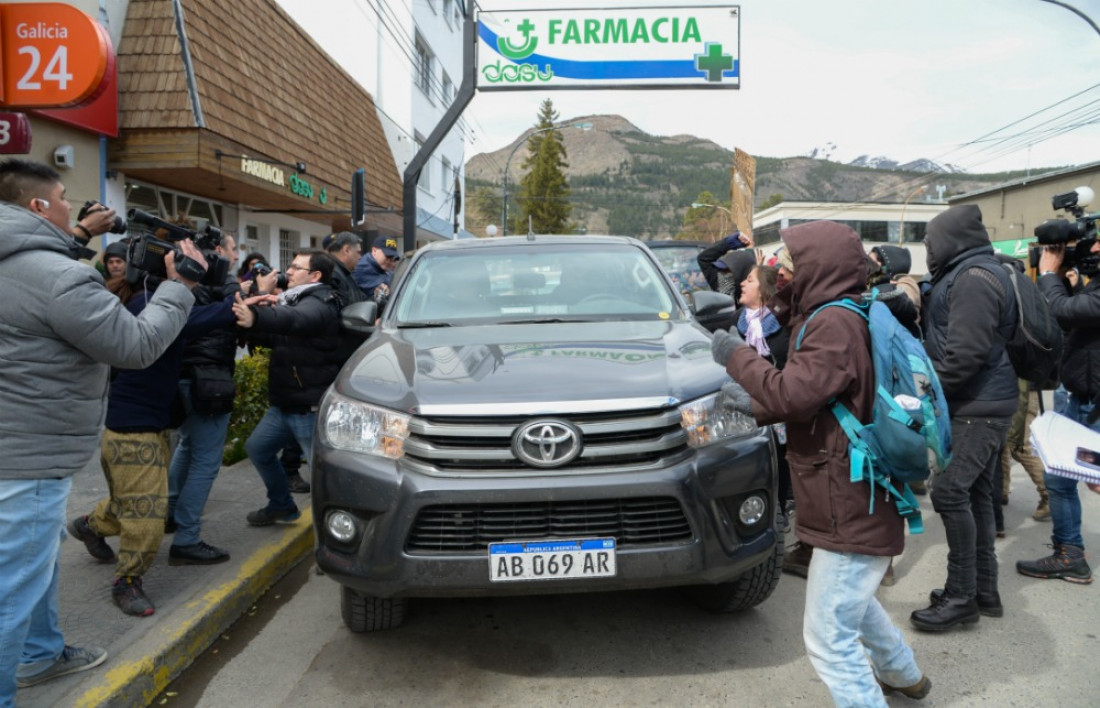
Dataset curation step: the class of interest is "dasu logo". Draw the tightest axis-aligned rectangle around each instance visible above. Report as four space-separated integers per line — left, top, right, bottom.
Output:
481 60 553 84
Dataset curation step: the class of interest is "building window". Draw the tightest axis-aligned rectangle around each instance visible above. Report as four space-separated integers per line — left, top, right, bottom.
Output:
415 134 431 192
415 34 433 100
443 0 454 27
441 73 453 106
243 224 259 253
442 158 451 197
279 229 294 269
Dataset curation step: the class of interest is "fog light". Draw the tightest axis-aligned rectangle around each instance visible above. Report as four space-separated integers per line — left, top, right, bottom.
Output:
326 510 358 543
739 495 766 525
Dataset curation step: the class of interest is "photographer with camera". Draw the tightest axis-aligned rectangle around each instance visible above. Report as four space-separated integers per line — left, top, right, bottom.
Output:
69 215 234 617
0 159 202 699
71 199 126 250
1017 186 1100 585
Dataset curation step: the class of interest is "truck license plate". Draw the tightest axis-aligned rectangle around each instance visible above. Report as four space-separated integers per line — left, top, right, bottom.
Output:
488 538 617 582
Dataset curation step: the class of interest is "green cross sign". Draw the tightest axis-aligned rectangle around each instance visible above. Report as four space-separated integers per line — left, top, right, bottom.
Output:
696 43 733 82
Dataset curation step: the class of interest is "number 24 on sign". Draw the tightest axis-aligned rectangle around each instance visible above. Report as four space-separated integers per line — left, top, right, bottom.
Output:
0 3 111 108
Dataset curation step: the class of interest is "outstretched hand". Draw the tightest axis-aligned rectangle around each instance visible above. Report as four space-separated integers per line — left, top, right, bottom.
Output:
711 328 747 367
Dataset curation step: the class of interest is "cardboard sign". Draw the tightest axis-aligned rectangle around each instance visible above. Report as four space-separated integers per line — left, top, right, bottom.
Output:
0 3 111 108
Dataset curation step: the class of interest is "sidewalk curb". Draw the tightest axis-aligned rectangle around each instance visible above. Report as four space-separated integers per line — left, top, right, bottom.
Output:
68 510 315 708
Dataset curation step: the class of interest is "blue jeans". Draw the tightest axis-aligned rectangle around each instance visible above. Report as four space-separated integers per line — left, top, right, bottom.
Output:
169 380 232 546
804 549 922 707
1045 388 1095 549
930 416 1009 599
245 407 315 513
0 478 72 706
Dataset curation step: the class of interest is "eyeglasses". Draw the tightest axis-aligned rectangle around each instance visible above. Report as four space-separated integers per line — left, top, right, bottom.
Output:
285 264 314 273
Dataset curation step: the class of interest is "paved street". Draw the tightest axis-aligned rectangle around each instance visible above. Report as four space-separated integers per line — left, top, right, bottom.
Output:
166 472 1100 707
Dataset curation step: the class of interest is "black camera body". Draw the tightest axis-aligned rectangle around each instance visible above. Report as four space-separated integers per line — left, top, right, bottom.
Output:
125 209 229 286
77 200 127 234
1033 188 1099 276
251 262 288 291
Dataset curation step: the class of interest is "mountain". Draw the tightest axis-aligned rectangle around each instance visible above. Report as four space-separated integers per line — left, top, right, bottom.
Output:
464 115 1057 239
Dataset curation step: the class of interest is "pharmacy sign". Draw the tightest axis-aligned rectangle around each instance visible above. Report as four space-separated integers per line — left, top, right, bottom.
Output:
477 5 740 90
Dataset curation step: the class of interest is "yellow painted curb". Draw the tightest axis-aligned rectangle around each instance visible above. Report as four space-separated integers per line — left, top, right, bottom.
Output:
70 509 314 708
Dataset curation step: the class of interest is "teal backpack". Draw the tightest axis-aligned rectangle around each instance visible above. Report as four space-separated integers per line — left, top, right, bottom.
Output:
796 293 952 533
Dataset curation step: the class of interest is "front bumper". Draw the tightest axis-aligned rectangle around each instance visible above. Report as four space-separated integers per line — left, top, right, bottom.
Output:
312 428 777 598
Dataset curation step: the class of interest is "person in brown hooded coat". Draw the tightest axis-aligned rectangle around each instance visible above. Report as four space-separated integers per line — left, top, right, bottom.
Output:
711 221 928 706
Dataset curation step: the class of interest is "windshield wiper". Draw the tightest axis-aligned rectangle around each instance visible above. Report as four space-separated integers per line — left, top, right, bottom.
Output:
498 317 591 324
397 321 453 328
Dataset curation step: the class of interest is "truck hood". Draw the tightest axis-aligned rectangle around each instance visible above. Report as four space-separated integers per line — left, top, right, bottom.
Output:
335 320 726 415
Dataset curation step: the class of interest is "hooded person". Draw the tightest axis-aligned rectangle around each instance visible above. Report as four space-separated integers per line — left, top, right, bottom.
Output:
696 231 752 293
912 204 1017 631
710 221 929 705
866 244 921 338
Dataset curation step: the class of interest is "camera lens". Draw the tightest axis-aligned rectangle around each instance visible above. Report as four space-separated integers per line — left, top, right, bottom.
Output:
275 273 289 290
110 216 128 234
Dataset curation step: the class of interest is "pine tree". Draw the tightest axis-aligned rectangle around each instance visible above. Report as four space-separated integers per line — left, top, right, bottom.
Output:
516 99 572 234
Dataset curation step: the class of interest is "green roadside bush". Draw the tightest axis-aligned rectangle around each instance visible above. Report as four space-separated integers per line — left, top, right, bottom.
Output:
223 348 270 465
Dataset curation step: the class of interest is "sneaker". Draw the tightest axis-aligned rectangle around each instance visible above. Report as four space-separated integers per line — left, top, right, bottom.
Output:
1016 544 1093 584
16 645 108 688
68 515 115 563
782 541 813 578
286 473 311 494
112 576 155 617
1032 499 1051 522
169 541 230 565
246 505 301 527
879 675 932 700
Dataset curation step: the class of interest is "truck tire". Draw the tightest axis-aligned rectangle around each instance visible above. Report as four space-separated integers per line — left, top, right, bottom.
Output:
682 539 784 613
341 585 408 632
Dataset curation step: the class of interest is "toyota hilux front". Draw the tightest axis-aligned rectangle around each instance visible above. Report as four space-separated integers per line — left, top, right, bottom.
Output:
311 235 782 631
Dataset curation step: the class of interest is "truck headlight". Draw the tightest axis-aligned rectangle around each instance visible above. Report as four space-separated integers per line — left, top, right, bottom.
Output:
679 391 758 447
320 391 410 459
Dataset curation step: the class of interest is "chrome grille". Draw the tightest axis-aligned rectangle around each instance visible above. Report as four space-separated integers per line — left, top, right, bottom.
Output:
406 497 692 552
403 408 689 473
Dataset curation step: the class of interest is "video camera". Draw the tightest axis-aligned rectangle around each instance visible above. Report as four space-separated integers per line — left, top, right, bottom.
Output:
77 200 128 234
1031 186 1099 276
125 209 229 286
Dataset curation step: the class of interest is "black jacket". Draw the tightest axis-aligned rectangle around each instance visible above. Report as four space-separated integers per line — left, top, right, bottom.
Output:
923 206 1018 417
697 235 752 294
181 273 242 375
245 284 343 410
330 259 368 308
1039 273 1100 400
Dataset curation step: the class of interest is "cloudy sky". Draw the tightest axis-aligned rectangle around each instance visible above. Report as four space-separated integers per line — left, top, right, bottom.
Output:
279 0 1100 174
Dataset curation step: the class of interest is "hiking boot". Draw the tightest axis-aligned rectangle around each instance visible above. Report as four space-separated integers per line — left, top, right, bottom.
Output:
878 675 932 700
1016 544 1093 584
910 480 928 496
782 541 813 578
910 590 980 631
246 505 301 527
16 644 108 688
929 588 1003 617
68 515 115 563
286 473 311 494
169 541 230 565
1032 498 1051 522
112 576 155 617
880 559 896 587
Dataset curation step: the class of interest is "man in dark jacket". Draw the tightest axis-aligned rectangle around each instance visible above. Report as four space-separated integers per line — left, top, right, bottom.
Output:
352 234 400 300
1016 236 1100 583
712 221 928 705
324 231 368 306
233 249 343 526
913 204 1017 631
167 232 242 565
696 231 752 294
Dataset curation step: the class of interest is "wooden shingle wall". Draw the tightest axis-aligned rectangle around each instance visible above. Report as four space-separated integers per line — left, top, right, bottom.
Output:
117 0 403 212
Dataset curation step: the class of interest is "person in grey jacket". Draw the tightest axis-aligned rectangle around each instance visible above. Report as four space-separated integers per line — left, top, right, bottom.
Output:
0 159 204 702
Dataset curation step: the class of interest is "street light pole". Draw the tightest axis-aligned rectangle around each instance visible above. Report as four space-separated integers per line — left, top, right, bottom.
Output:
501 121 592 236
897 185 928 245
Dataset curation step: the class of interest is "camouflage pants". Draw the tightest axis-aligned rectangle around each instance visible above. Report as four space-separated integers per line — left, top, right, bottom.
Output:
88 430 170 578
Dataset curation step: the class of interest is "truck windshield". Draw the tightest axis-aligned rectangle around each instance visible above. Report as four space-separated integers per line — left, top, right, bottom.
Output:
391 243 681 325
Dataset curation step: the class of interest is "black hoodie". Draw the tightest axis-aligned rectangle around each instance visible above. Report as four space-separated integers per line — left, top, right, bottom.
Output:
923 205 1017 417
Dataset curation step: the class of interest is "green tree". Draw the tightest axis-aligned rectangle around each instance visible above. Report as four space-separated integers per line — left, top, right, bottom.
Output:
679 191 730 242
759 192 784 210
516 99 572 234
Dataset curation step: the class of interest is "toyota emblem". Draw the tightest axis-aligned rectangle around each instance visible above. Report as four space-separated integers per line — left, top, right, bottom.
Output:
512 419 582 468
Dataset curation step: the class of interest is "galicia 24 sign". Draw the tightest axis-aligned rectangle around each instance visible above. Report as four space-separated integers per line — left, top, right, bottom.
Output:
477 5 740 90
